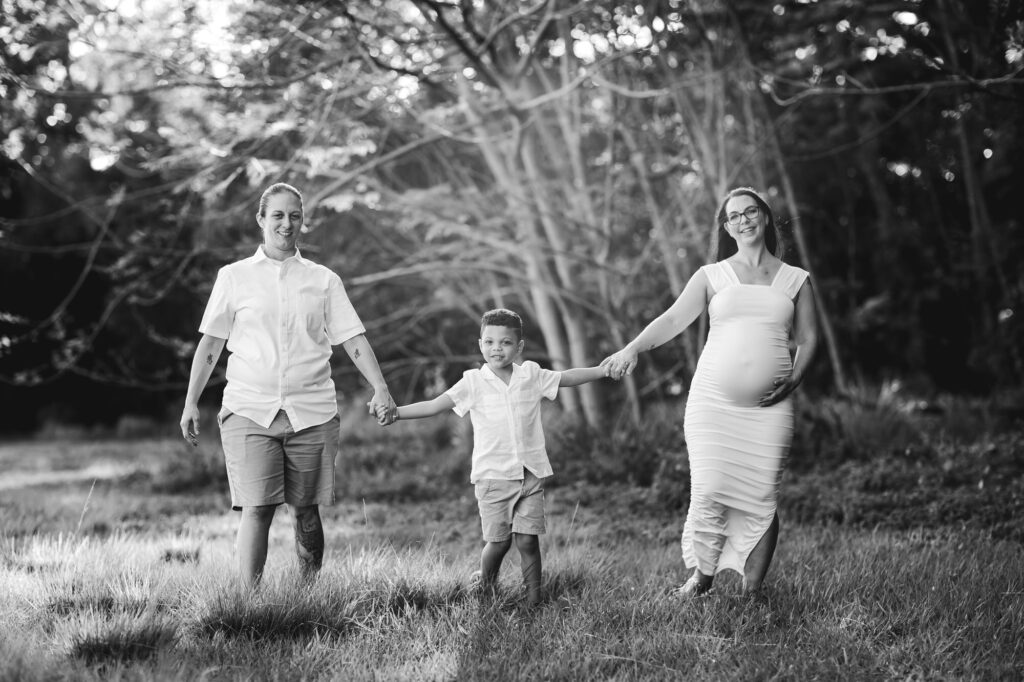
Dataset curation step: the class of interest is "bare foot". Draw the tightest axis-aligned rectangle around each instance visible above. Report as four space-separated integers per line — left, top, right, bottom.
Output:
671 575 712 599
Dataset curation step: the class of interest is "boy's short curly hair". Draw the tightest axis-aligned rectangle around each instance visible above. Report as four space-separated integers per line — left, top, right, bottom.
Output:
480 308 523 341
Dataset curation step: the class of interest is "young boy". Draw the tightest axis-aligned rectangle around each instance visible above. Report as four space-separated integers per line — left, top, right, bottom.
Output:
377 308 608 606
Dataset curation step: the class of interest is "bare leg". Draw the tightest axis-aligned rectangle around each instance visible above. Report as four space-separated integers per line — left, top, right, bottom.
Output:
514 533 542 606
237 505 277 589
480 538 512 590
292 504 325 584
743 513 780 595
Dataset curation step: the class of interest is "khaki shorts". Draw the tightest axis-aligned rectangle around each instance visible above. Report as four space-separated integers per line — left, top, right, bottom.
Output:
474 469 547 542
219 409 339 511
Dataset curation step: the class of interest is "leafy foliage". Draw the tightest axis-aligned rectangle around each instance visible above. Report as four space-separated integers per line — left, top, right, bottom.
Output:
2 0 1024 431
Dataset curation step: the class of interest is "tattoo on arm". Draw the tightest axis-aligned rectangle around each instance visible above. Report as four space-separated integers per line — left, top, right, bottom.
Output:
205 354 214 365
353 348 361 359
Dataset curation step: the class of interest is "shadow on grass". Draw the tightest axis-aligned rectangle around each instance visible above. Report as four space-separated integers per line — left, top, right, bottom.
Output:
195 598 361 641
375 579 467 616
69 621 177 666
544 564 589 607
194 579 470 642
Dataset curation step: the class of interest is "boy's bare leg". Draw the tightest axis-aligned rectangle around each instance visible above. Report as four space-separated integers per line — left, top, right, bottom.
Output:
237 505 277 589
292 504 325 584
742 513 779 595
514 533 542 606
480 538 512 589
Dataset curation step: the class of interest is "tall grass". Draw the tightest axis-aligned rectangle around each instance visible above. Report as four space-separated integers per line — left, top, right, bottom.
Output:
2 522 1020 680
1 389 1021 679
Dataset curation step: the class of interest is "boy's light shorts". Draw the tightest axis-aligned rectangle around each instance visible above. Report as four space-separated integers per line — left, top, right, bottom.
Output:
474 469 547 542
219 408 340 511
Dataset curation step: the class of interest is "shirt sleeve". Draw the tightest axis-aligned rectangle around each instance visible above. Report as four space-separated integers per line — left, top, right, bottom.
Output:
444 372 475 418
533 362 561 401
325 271 366 345
198 267 234 339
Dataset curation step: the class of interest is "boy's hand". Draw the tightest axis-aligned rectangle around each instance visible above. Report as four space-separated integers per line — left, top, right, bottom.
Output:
601 347 637 380
368 388 398 426
367 401 396 426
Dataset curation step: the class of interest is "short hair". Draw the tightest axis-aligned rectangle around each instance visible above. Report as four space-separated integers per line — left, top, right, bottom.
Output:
709 186 785 263
480 308 523 341
258 182 304 217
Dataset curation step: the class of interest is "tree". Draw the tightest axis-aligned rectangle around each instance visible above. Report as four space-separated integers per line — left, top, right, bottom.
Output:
3 0 1023 434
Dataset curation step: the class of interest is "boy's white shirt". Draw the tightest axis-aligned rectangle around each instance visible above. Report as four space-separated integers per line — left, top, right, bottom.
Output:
445 360 560 483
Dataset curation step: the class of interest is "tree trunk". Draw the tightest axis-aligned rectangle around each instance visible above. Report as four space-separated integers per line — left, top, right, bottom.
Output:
765 115 849 393
519 133 602 426
455 79 583 416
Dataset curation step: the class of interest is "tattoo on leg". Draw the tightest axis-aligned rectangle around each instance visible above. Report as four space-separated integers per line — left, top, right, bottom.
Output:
294 508 324 581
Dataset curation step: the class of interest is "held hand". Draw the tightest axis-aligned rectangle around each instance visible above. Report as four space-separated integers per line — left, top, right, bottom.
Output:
600 348 638 380
367 401 393 426
759 375 798 407
368 388 398 426
179 403 200 447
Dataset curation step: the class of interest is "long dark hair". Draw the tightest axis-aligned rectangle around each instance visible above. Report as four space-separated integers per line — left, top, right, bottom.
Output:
709 187 784 263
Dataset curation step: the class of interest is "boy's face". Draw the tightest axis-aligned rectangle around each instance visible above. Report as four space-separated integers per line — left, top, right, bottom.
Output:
478 325 524 372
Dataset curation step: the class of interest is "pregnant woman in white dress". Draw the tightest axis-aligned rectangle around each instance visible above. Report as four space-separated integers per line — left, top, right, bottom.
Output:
603 187 818 598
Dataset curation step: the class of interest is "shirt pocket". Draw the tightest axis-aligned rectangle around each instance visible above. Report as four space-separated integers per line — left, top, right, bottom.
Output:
217 407 233 427
297 291 328 338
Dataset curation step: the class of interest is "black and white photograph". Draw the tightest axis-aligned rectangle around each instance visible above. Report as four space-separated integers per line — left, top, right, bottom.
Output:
1 1 1022 679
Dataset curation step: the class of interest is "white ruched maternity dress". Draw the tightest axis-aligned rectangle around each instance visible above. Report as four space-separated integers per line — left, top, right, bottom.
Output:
681 260 809 576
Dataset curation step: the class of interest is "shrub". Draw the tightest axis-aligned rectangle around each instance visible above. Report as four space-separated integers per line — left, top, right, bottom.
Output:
790 389 927 470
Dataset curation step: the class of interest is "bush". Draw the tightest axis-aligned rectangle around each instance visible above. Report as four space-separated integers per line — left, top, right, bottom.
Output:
790 391 927 471
781 426 1024 541
547 400 686 490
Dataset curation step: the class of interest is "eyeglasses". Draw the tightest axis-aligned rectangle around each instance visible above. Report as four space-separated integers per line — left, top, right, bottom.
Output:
725 206 760 225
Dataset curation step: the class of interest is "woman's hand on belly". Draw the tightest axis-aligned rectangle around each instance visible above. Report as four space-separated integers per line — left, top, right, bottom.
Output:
758 373 798 407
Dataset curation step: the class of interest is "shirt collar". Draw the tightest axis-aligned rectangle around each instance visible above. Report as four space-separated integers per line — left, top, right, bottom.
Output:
253 245 304 265
481 361 521 385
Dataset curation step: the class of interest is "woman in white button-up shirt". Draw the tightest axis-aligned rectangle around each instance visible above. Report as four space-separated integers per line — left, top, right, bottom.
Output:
179 183 396 588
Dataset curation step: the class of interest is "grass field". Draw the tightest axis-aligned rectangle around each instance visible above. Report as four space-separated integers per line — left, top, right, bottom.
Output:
1 398 1022 680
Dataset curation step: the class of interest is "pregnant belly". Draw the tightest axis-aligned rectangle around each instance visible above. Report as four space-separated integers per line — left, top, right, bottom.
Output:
701 326 790 405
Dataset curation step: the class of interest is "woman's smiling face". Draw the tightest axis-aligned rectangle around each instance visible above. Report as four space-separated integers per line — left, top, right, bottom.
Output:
724 194 764 244
258 191 303 256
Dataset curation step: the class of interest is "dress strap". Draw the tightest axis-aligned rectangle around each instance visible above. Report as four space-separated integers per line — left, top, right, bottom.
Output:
702 262 736 294
772 263 810 299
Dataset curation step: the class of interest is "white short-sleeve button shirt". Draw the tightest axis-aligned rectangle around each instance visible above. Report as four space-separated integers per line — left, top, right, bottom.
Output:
199 247 365 431
445 360 561 483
